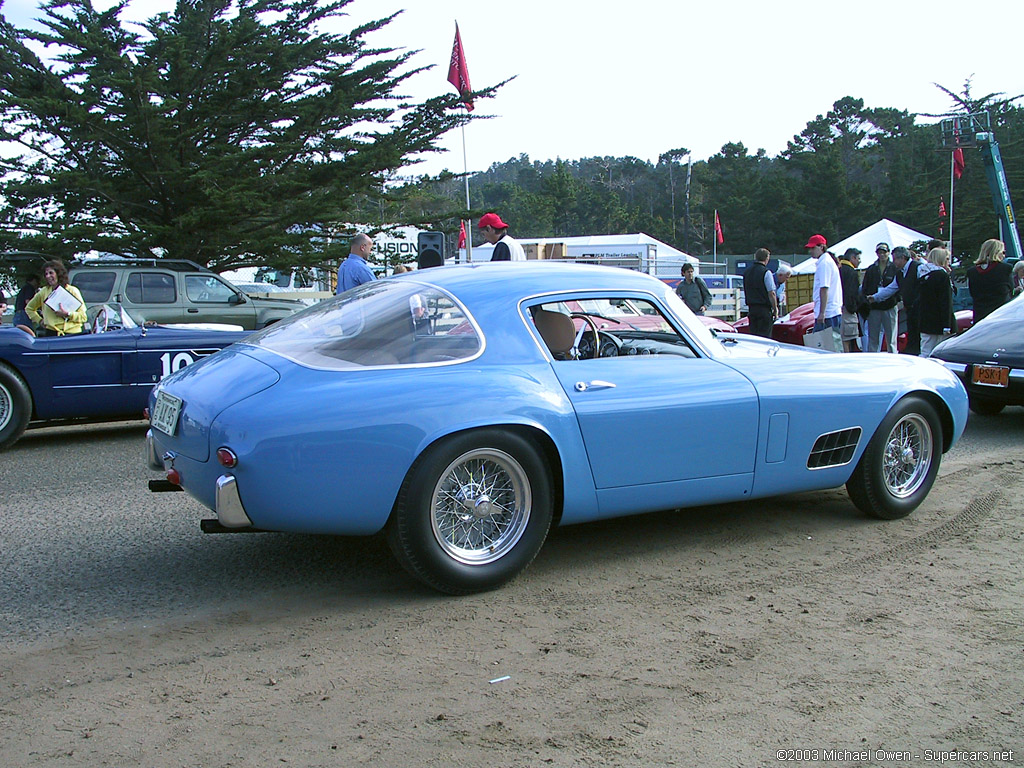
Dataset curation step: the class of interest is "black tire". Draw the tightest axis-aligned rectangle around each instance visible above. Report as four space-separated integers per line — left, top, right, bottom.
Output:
387 429 553 594
968 396 1005 416
846 396 942 520
0 363 33 451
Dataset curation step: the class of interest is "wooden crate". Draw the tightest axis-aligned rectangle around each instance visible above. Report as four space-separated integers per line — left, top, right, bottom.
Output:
524 242 568 260
786 273 815 309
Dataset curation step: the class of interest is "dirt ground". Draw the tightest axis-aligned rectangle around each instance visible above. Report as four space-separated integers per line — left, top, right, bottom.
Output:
1 419 1022 767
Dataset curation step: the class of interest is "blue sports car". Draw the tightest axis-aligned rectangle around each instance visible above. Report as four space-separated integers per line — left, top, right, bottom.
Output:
145 263 969 593
0 304 249 449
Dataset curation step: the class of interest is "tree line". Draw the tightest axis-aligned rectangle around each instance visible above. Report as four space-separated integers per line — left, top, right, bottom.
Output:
381 92 1023 269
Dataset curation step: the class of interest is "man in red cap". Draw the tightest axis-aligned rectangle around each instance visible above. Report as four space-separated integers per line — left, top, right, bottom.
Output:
806 233 843 335
478 212 525 261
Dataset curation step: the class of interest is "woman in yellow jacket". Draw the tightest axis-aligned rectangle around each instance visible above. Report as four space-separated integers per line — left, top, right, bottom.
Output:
26 260 88 336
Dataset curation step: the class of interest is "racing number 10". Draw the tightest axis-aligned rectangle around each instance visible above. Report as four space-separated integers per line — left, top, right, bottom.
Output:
160 352 195 379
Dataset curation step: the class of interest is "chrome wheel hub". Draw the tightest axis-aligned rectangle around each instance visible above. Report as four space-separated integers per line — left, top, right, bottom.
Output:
882 414 933 498
431 448 531 565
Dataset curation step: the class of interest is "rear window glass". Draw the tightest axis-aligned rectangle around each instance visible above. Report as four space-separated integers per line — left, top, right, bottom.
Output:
126 272 176 304
247 280 481 369
71 271 116 303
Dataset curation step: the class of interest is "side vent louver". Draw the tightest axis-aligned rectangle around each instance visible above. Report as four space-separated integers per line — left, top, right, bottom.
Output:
807 427 862 469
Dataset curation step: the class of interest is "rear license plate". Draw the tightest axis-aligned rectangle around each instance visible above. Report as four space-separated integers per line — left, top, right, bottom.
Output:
971 364 1009 388
152 391 183 435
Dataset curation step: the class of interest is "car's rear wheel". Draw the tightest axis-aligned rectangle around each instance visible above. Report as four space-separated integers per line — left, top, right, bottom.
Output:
387 430 553 594
968 396 1005 416
846 396 941 520
0 363 32 451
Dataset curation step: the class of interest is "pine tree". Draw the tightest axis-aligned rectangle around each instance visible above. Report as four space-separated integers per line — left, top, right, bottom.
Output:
0 0 490 269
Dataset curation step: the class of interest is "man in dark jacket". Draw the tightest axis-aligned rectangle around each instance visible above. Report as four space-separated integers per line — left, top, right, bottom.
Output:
838 248 862 352
861 243 898 352
743 248 777 337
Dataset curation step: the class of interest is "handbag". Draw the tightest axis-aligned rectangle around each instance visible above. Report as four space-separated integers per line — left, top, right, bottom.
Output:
805 327 842 353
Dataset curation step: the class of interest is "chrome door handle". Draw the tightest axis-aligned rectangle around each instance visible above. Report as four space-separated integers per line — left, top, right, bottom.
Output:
574 380 616 392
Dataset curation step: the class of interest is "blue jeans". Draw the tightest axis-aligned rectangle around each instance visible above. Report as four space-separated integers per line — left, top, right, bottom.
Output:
812 315 841 332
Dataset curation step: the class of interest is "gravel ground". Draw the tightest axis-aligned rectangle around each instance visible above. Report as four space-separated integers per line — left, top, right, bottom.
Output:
1 412 1022 767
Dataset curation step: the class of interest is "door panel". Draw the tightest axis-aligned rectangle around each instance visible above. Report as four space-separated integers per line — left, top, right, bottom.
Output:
552 355 759 490
45 330 138 418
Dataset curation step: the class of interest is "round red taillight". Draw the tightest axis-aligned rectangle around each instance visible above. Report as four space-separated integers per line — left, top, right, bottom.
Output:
166 468 181 485
217 447 238 468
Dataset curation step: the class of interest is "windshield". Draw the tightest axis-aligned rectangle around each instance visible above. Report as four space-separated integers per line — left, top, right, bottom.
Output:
246 279 482 369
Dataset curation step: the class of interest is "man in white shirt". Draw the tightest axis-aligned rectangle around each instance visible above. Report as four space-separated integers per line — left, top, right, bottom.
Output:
478 212 526 261
806 234 843 331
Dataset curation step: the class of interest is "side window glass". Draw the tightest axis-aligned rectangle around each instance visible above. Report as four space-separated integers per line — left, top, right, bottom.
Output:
71 271 116 303
532 297 697 360
125 272 176 304
186 275 236 303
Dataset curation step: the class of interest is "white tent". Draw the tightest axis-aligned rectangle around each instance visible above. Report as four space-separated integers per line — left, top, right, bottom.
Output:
791 219 935 274
461 232 697 277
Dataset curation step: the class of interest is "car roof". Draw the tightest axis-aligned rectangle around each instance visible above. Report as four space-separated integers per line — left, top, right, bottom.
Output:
70 258 213 273
401 262 672 303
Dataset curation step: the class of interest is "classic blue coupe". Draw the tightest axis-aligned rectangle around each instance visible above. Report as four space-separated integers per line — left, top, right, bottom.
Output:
145 263 969 593
0 304 249 449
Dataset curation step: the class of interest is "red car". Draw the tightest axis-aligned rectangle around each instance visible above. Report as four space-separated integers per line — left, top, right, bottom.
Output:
733 302 973 351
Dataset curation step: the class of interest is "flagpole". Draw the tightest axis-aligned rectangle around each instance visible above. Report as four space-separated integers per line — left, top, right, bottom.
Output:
462 124 472 263
448 21 473 264
713 209 717 272
948 152 956 258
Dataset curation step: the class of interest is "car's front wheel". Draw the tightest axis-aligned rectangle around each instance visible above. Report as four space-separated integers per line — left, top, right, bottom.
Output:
0 363 32 451
846 396 941 520
387 430 553 594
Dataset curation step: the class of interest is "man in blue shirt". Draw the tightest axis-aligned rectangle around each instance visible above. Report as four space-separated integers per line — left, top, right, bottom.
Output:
335 233 376 294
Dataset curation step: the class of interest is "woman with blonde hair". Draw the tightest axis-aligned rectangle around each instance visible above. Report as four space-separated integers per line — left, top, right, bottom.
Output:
967 239 1013 322
917 248 956 356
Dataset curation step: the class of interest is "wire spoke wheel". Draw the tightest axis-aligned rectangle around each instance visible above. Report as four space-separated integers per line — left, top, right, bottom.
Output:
0 381 12 432
846 396 942 520
431 448 531 565
388 429 553 593
881 413 933 498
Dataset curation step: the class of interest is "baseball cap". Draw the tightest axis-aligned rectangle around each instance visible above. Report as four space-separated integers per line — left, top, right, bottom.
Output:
875 242 890 252
804 234 827 248
477 212 509 229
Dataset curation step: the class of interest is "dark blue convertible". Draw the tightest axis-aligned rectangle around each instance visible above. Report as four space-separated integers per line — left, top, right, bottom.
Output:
1 304 248 449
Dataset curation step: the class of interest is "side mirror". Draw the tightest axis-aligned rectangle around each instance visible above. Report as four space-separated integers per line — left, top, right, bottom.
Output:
231 293 247 305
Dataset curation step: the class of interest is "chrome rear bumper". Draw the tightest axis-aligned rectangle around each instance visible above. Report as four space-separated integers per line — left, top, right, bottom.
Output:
216 475 254 528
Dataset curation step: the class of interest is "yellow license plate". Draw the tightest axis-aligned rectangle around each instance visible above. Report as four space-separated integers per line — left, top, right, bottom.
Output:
971 365 1009 388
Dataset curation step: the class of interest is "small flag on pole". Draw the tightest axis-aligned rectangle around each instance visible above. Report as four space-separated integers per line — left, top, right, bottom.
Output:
953 148 965 180
458 219 467 249
714 211 724 245
447 23 473 111
939 199 947 218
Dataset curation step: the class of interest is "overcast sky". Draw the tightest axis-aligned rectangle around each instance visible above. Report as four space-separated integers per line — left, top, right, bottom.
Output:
4 0 1023 178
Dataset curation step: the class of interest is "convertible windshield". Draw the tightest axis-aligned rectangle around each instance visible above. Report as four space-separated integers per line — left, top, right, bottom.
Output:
246 280 482 369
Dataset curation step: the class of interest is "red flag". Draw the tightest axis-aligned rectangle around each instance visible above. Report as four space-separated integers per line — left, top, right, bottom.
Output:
447 23 473 112
714 211 724 244
458 220 467 249
939 199 947 218
953 148 965 180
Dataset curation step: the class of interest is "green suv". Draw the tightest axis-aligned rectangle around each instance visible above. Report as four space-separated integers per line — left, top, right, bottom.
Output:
70 259 305 329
